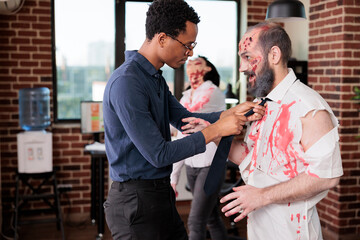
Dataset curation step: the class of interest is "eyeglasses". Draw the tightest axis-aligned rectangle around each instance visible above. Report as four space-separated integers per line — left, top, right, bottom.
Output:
167 34 197 55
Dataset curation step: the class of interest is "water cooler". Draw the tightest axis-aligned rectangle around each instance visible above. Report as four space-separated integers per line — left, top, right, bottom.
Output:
17 87 52 173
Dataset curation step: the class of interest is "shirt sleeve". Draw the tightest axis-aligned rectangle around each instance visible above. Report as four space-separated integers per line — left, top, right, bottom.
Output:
109 73 208 168
168 91 222 130
170 160 185 185
304 126 343 178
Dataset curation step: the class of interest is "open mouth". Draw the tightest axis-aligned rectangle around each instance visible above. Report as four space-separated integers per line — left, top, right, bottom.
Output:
248 73 256 85
191 80 199 86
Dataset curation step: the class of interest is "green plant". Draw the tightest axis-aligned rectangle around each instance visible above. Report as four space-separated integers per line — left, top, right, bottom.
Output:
353 86 360 102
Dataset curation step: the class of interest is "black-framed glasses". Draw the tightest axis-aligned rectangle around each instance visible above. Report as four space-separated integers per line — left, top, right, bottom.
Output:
167 34 197 54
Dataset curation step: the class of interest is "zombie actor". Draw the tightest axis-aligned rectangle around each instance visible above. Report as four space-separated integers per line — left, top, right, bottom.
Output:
220 22 343 240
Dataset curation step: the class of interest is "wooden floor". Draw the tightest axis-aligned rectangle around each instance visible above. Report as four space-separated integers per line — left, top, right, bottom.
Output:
6 201 247 240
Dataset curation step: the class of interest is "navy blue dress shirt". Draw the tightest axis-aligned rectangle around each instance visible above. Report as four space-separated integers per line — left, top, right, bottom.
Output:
103 51 221 182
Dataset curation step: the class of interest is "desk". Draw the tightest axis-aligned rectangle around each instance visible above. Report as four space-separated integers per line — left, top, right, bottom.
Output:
84 149 107 239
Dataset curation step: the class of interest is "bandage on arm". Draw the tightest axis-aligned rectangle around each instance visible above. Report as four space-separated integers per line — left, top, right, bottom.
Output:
301 109 343 178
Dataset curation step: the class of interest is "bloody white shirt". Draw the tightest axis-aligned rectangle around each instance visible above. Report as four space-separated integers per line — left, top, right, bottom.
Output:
240 69 343 240
171 80 226 184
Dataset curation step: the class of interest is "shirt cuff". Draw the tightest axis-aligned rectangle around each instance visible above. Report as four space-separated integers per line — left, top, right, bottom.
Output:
191 131 207 154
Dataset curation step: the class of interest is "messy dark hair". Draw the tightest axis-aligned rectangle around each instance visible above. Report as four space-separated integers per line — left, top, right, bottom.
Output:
198 55 220 87
247 22 292 66
145 0 200 40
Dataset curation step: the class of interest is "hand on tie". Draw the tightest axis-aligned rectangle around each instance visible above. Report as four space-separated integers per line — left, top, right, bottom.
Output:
203 98 270 196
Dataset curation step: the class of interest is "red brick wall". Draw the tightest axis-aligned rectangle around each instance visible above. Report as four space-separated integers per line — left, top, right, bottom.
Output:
247 0 271 26
308 0 360 239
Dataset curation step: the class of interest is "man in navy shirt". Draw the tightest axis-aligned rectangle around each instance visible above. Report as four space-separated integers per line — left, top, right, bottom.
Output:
103 0 264 239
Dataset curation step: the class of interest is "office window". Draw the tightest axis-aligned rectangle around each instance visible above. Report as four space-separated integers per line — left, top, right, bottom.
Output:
125 2 176 93
185 1 238 91
53 0 239 121
53 0 115 120
125 0 238 93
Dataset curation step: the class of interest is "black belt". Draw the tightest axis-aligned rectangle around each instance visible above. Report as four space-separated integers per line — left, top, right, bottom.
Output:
112 177 170 190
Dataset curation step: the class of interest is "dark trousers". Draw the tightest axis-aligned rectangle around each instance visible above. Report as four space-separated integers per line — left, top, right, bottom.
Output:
186 166 227 240
104 177 188 240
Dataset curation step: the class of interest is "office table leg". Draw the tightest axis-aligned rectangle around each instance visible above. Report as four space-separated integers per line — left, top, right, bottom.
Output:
91 156 96 224
98 156 104 238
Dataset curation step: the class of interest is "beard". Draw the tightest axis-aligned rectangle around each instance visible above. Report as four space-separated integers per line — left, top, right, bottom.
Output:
246 60 274 98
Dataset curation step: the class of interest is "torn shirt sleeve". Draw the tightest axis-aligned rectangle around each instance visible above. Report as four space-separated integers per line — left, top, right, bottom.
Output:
303 126 343 179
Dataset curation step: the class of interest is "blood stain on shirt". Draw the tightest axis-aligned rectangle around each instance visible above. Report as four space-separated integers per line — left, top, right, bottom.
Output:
248 107 269 174
181 87 214 112
265 101 305 178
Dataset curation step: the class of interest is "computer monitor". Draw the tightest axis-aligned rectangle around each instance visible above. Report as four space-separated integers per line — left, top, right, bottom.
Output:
80 101 104 134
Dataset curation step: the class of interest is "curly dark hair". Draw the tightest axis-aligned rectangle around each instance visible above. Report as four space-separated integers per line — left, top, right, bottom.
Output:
145 0 200 40
198 55 220 87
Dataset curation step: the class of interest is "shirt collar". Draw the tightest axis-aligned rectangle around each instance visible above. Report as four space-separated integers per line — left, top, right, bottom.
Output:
266 68 298 103
125 50 162 78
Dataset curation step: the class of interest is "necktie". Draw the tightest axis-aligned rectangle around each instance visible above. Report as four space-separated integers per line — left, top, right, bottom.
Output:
203 98 269 196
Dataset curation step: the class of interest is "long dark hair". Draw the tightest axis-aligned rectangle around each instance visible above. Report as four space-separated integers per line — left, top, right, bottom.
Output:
198 55 220 87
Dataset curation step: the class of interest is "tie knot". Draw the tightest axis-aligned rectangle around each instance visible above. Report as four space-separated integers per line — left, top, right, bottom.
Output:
259 98 271 106
263 97 272 102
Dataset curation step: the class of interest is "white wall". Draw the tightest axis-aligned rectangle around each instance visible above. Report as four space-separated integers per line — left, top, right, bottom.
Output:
283 0 309 61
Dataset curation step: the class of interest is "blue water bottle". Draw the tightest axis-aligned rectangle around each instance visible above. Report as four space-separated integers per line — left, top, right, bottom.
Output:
19 87 51 131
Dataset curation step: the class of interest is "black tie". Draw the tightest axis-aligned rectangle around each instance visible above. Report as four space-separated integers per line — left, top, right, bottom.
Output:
203 98 269 196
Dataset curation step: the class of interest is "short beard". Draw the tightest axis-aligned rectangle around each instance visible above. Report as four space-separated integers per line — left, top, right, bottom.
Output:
247 61 274 98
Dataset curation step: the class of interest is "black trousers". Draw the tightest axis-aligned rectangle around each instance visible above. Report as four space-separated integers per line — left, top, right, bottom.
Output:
104 177 188 240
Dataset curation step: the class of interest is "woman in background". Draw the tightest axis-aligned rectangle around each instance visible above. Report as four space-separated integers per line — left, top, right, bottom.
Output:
171 56 228 240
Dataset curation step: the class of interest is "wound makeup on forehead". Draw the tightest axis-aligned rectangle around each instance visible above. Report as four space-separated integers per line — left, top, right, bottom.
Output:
260 25 271 32
239 30 261 52
188 58 202 66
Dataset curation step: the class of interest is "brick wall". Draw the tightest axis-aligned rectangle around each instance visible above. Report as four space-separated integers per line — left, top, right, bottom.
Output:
0 0 100 224
308 0 360 239
247 0 272 26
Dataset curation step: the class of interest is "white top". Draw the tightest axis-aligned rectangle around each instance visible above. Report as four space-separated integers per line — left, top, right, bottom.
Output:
240 69 343 240
170 80 226 184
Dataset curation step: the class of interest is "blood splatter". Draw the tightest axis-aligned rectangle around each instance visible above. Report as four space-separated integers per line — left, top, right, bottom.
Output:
247 107 269 175
181 87 214 112
265 101 308 178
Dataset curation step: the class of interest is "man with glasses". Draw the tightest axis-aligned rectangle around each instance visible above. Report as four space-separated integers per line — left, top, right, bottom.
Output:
103 0 265 239
166 34 197 56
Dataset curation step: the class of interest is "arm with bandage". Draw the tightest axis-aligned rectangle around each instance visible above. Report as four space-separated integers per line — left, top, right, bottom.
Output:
220 109 343 222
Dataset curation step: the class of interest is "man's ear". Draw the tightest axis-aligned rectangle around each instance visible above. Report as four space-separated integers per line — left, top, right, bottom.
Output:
157 32 167 47
268 46 282 65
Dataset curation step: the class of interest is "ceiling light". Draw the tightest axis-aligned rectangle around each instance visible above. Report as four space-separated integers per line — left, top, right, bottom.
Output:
266 0 306 22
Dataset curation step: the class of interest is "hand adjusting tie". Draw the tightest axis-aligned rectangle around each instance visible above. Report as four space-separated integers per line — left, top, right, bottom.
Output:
203 97 270 196
244 98 269 117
